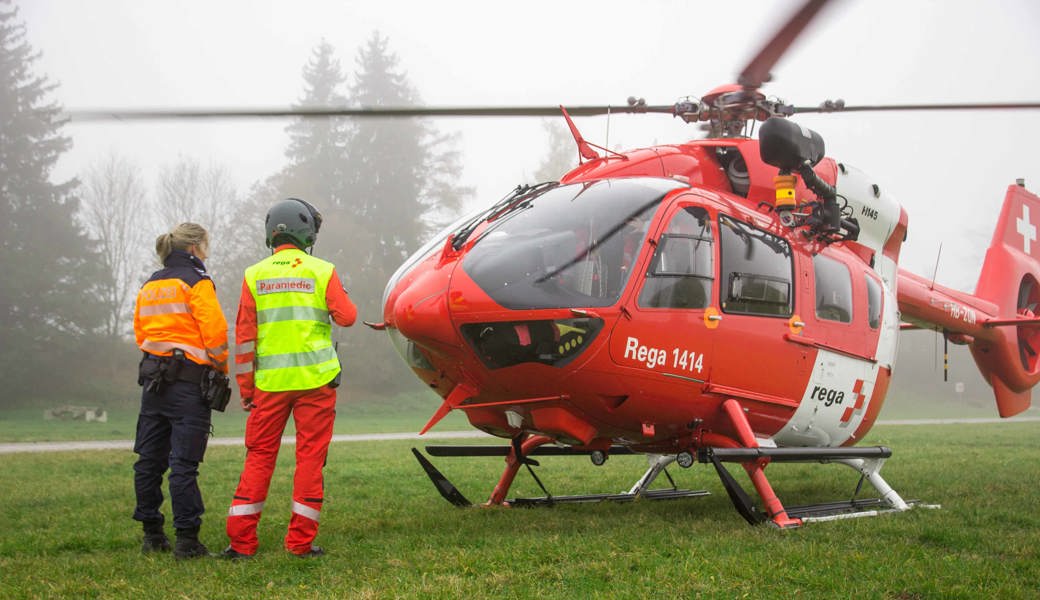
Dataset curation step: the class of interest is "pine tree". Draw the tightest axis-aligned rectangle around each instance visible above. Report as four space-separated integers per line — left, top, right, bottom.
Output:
237 35 472 395
335 32 472 392
248 40 360 269
343 32 471 296
0 0 106 403
285 40 351 180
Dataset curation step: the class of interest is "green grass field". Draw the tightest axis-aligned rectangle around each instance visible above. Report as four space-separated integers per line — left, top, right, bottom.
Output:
1 421 1038 599
0 385 1017 445
0 392 472 443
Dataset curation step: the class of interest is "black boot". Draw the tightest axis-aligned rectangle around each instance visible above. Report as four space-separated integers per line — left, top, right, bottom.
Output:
219 545 253 560
173 527 210 560
141 521 171 554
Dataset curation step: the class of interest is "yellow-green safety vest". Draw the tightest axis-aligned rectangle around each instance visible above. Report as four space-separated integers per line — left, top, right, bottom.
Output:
245 248 340 392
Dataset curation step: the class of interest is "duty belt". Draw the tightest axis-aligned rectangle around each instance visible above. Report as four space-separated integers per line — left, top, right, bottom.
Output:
142 352 208 384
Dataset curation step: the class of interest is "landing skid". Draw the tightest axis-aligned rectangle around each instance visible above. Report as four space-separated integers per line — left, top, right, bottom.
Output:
508 488 710 507
412 447 709 507
413 434 935 527
700 446 934 525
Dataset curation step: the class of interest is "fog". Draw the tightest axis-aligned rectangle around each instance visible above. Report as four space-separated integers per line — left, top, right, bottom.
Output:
15 0 1040 415
19 0 1040 291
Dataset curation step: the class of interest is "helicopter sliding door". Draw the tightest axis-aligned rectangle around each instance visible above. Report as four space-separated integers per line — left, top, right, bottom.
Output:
708 214 810 421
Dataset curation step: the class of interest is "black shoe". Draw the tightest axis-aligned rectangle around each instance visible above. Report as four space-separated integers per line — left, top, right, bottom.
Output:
174 538 210 560
219 545 252 560
141 533 171 554
174 528 210 560
293 545 324 558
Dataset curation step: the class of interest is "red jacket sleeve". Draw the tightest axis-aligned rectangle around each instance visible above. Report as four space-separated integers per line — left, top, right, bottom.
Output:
234 278 257 400
327 268 357 327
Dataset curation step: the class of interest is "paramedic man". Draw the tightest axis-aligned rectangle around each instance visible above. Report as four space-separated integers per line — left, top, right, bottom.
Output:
132 222 228 559
222 198 357 559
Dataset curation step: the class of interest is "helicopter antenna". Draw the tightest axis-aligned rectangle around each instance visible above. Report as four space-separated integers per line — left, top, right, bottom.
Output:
929 243 943 290
605 105 611 152
560 106 627 161
560 106 600 161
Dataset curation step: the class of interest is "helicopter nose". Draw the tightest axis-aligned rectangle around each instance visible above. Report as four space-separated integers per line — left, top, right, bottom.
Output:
389 266 461 350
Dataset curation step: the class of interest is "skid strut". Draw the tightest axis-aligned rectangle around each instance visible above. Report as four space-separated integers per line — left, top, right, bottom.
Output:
700 398 922 526
412 440 708 507
720 398 801 528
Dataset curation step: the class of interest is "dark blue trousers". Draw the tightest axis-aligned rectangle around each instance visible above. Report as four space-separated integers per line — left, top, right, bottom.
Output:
133 379 211 530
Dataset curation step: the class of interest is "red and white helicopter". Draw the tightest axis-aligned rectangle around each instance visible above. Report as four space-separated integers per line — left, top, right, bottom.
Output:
369 0 1040 526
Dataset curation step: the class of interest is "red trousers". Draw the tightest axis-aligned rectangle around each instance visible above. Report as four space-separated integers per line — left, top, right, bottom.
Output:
226 385 336 555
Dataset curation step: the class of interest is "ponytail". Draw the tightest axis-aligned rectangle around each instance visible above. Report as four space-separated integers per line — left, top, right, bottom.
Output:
156 222 209 263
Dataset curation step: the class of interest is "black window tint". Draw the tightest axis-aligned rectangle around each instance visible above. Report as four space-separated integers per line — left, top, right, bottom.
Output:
865 274 882 329
462 178 685 309
719 215 793 317
639 206 713 309
813 254 853 323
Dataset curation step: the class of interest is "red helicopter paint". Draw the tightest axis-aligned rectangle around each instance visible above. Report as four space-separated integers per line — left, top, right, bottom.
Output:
381 122 1040 527
375 3 1040 527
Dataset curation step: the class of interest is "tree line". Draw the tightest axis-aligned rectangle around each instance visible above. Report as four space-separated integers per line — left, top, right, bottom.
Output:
0 3 491 408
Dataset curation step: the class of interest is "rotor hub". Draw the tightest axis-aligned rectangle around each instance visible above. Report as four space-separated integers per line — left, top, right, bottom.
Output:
675 84 795 137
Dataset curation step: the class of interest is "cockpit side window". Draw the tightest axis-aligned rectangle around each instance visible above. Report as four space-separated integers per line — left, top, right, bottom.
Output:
638 206 714 309
719 215 793 317
865 273 882 329
813 253 853 323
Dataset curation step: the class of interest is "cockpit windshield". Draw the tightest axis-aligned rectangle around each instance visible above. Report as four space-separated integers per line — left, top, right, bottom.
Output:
462 178 686 309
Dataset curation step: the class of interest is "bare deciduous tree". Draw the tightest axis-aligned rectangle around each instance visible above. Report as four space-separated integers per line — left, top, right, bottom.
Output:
155 157 239 274
79 153 149 338
154 156 247 329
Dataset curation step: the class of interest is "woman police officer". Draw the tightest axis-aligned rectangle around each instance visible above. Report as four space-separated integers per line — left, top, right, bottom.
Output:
132 223 229 559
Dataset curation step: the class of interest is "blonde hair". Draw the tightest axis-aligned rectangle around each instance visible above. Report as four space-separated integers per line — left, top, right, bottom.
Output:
156 222 209 263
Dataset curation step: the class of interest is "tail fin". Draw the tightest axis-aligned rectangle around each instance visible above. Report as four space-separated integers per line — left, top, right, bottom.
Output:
970 183 1040 416
897 183 1040 417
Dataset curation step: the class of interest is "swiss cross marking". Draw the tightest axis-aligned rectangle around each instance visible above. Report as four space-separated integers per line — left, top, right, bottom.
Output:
1016 204 1036 255
838 378 868 428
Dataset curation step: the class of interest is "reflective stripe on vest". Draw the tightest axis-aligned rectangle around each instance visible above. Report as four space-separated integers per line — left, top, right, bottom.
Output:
255 345 338 370
245 249 339 392
257 305 330 325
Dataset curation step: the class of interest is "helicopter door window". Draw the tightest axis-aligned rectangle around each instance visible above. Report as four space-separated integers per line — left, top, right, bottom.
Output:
639 206 714 309
865 273 882 329
813 254 853 323
719 215 793 317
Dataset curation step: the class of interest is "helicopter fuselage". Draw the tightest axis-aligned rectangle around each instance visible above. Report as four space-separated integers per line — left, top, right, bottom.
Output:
382 138 912 454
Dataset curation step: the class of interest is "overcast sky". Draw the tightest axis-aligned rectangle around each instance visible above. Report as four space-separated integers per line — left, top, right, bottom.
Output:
18 0 1040 289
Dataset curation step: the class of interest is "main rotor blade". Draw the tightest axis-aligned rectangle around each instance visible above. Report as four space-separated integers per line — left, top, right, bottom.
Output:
63 104 678 122
737 0 832 91
792 101 1040 114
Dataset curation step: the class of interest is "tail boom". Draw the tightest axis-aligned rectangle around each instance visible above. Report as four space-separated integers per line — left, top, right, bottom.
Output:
896 183 1040 417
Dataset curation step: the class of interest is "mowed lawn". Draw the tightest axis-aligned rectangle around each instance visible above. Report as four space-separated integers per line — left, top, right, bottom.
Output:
0 394 474 443
1 421 1038 599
